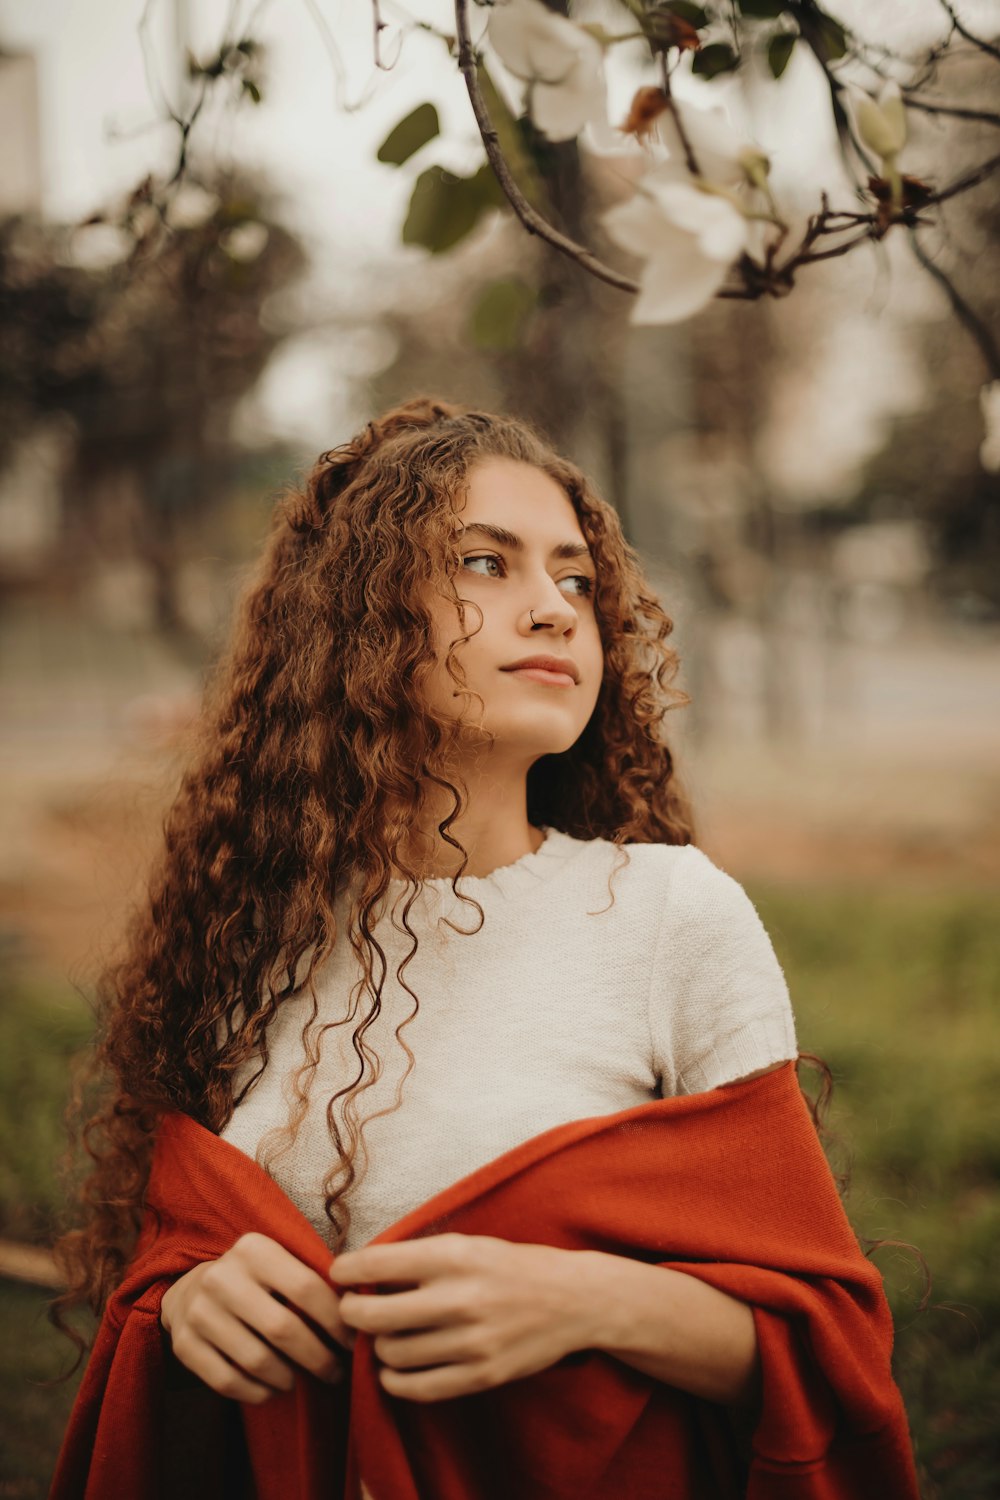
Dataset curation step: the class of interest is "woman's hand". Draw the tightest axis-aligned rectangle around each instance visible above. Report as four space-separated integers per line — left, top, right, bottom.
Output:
330 1233 599 1403
160 1231 355 1405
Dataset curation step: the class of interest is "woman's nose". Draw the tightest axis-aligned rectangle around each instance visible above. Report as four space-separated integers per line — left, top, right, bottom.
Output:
526 583 576 630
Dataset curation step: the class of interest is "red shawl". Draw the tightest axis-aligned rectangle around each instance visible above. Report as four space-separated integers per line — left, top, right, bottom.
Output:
50 1061 919 1499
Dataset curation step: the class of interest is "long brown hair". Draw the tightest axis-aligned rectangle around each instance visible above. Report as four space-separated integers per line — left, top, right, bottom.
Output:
52 396 697 1342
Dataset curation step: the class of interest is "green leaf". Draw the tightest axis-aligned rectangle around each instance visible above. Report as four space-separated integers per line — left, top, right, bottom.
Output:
691 41 738 78
812 12 847 61
469 278 537 352
767 31 796 78
377 103 441 167
470 161 508 212
737 0 786 17
666 2 710 25
402 163 505 254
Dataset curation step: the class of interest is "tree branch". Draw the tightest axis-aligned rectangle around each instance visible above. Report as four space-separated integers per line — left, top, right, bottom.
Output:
452 0 639 295
908 231 1000 380
923 149 1000 207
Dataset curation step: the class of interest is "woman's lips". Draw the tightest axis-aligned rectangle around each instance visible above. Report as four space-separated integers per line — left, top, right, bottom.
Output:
504 667 576 687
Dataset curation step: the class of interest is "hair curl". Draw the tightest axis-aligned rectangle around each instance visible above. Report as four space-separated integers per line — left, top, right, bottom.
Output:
52 395 707 1348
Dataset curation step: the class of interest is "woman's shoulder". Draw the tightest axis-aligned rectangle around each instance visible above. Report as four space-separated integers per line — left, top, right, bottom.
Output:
557 833 775 955
631 844 797 1094
584 836 751 911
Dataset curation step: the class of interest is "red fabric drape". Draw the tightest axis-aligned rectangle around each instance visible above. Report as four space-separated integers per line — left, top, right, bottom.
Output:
50 1061 920 1499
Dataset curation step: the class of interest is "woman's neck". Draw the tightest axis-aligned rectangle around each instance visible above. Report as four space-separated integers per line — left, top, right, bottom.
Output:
388 767 542 881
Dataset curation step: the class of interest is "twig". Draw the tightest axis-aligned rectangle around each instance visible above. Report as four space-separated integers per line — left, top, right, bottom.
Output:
908 231 1000 379
138 0 183 126
937 0 1000 63
659 55 700 177
371 0 403 70
902 95 1000 129
162 83 210 189
923 148 1000 207
452 0 639 295
301 0 378 110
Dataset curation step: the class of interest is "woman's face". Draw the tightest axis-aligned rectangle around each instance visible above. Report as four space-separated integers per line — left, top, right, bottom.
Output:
422 456 605 763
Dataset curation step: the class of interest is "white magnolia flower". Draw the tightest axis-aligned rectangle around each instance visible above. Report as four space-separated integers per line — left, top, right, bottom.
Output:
660 100 767 188
603 167 749 324
848 80 907 162
589 95 769 191
980 380 1000 474
488 0 606 143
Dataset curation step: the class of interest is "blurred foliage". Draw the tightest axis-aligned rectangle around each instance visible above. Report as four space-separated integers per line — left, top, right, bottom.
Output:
469 277 539 352
754 880 1000 1498
0 1280 88 1499
1 882 999 1494
0 965 94 1245
0 169 305 468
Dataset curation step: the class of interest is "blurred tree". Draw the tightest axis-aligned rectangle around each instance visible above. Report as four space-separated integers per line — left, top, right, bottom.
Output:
0 168 307 652
851 46 1000 614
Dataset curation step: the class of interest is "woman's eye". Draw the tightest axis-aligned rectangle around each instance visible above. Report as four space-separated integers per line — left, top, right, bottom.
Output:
462 554 505 578
462 555 595 597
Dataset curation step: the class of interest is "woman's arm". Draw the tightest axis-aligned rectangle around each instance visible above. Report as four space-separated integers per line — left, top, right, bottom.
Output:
583 1060 784 1409
575 1056 791 1404
334 1063 783 1409
573 1252 761 1408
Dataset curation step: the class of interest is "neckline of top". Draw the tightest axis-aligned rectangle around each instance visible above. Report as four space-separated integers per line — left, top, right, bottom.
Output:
385 825 580 896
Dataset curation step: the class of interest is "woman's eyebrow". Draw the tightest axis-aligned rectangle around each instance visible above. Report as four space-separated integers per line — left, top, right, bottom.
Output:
458 521 593 562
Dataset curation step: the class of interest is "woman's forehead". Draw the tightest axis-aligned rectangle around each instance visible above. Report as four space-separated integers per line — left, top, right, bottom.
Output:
456 458 585 541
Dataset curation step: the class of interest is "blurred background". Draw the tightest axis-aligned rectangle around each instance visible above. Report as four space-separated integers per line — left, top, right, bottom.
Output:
0 0 998 1494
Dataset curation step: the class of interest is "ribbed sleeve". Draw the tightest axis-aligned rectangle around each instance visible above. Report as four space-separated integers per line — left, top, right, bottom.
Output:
648 844 799 1096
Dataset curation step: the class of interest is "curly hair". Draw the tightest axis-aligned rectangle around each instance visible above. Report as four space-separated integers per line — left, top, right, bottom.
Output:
51 395 702 1346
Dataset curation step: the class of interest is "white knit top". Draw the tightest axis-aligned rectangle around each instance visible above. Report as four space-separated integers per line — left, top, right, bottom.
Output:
220 827 798 1252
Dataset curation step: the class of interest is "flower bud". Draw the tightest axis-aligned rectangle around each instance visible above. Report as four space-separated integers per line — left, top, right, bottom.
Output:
853 81 906 161
738 146 771 192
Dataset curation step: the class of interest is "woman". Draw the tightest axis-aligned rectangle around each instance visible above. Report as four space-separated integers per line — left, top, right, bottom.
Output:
51 397 919 1498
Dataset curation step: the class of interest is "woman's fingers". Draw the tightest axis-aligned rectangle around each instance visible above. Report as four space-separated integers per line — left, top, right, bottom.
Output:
173 1335 280 1406
231 1278 345 1383
226 1233 355 1351
373 1324 480 1371
161 1234 358 1401
184 1299 299 1394
339 1285 452 1336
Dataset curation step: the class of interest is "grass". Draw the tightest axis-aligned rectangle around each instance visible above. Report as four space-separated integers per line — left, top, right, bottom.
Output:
0 1281 87 1499
0 958 95 1245
755 881 1000 1500
1 882 998 1496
